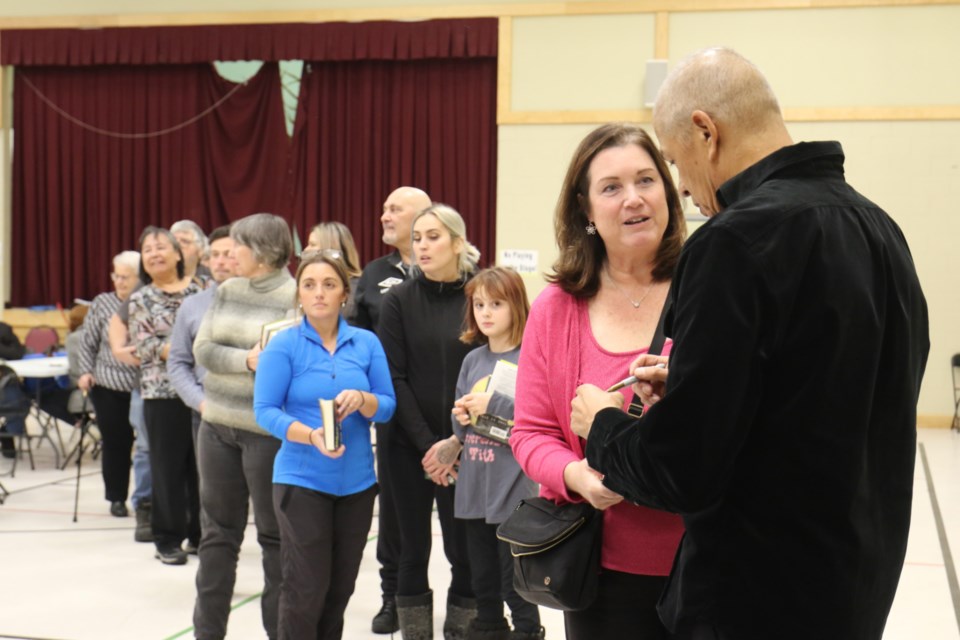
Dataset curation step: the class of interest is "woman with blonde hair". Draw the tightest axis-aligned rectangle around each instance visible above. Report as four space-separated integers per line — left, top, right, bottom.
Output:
378 204 481 640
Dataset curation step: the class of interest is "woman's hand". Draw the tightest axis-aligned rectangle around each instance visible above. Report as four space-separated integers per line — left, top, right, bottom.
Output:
459 392 492 420
115 345 141 367
160 343 171 362
246 343 262 372
308 427 345 459
570 384 623 439
335 389 366 419
451 400 471 426
628 354 670 407
78 373 95 392
422 436 461 487
563 459 624 510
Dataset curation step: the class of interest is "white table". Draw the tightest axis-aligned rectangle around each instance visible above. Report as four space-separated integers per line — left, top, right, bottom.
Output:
2 356 70 468
4 356 69 378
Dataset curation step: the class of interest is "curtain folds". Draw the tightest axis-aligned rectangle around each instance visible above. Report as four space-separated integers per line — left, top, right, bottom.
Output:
287 57 498 269
7 18 498 306
12 63 289 305
0 19 498 66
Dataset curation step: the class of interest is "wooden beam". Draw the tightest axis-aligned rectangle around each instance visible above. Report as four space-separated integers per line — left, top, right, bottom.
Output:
497 17 513 125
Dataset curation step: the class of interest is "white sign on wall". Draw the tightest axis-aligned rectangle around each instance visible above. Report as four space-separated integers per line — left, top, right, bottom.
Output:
499 249 539 274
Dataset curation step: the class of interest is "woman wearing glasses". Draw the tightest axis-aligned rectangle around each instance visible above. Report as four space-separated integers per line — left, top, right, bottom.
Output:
305 221 363 322
77 250 143 517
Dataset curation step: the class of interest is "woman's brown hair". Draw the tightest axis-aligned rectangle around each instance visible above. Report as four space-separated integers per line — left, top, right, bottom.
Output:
547 123 687 298
460 267 530 348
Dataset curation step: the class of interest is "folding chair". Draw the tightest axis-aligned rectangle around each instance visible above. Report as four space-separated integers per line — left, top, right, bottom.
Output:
952 354 960 432
0 364 33 495
24 325 61 356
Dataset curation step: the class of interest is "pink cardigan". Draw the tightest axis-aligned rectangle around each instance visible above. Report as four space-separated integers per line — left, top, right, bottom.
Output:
512 284 684 575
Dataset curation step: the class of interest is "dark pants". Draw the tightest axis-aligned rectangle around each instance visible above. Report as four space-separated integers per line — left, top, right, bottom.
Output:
384 442 473 598
375 421 400 600
274 482 377 640
143 397 200 552
88 386 133 503
677 624 729 640
564 569 669 640
193 421 282 640
464 519 540 633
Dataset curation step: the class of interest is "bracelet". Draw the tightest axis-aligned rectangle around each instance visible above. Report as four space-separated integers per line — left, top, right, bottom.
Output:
357 390 366 409
309 427 321 443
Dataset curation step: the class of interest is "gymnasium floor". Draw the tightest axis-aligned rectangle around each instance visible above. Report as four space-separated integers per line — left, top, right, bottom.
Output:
1 426 958 639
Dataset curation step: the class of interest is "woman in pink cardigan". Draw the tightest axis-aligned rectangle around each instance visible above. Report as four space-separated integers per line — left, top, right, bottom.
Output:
511 123 686 640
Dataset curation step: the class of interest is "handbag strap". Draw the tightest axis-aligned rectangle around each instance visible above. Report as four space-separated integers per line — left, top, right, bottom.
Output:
627 296 671 417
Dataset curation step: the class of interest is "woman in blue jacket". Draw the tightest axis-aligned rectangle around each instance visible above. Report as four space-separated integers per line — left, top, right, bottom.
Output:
254 250 396 640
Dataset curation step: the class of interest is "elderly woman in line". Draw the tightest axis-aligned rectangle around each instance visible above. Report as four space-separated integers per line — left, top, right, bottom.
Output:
511 123 687 640
129 226 202 566
377 203 481 640
254 250 396 639
305 221 363 322
191 213 297 640
77 250 142 518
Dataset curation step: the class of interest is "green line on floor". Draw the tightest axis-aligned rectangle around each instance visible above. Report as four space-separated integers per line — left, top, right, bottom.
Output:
162 533 378 638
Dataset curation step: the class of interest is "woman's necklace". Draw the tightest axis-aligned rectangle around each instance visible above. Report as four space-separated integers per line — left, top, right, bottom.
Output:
606 271 654 309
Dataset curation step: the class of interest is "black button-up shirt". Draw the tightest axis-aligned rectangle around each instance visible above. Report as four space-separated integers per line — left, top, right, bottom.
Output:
587 141 929 639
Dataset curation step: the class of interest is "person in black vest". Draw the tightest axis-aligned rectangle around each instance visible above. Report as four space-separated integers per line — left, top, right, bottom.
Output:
571 47 930 640
352 186 431 635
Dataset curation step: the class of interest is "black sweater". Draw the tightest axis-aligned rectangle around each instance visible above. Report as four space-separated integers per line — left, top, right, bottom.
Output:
587 142 929 639
379 272 474 453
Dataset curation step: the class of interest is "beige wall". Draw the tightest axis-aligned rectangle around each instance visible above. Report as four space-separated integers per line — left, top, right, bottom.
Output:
2 1 958 420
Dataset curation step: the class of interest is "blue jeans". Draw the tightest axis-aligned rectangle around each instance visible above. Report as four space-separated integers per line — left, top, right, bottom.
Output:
193 421 282 640
128 388 152 509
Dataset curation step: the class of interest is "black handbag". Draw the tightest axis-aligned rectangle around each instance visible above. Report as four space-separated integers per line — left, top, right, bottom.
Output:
496 300 673 611
496 497 602 611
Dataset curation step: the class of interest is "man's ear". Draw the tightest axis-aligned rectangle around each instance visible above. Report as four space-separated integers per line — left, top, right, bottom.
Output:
691 110 720 162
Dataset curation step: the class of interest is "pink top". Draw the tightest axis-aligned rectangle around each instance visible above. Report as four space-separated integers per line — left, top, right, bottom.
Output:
512 284 684 575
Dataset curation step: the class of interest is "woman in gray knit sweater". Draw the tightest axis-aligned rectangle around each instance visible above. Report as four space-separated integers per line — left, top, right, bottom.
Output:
191 213 296 640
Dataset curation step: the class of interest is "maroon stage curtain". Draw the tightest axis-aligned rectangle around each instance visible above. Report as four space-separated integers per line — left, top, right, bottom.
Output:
6 18 498 306
0 20 498 66
287 56 497 268
11 63 289 306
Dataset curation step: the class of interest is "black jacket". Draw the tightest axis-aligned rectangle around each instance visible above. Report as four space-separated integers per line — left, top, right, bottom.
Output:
352 251 410 333
587 142 929 639
378 273 474 453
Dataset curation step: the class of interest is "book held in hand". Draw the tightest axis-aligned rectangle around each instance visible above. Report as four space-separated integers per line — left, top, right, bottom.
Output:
318 398 342 451
260 317 299 349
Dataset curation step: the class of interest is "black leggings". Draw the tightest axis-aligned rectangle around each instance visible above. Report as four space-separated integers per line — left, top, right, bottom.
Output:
383 442 472 598
564 569 669 640
88 386 133 502
143 397 200 550
464 518 540 633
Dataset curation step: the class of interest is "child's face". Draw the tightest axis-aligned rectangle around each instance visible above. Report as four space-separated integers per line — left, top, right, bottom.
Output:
472 287 512 344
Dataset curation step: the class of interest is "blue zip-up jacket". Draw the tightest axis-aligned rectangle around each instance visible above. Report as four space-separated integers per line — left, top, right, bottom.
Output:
254 315 396 495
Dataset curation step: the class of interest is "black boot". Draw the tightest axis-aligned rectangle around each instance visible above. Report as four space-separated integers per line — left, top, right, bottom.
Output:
466 617 510 640
372 595 400 634
134 500 153 543
443 592 477 640
397 591 434 640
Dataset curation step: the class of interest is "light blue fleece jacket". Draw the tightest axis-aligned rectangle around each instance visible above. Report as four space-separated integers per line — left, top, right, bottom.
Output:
254 315 396 495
